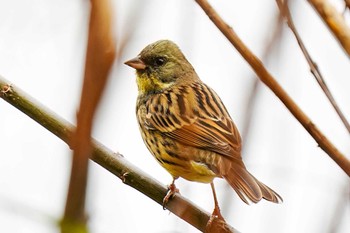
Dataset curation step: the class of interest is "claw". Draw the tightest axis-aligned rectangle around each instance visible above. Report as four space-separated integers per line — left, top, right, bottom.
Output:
211 203 223 220
162 179 179 210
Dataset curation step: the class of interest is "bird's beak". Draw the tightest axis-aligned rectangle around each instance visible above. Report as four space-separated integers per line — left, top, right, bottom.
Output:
124 56 146 70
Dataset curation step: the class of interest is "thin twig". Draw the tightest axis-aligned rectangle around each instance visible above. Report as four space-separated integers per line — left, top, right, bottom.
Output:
307 0 350 58
194 0 350 176
276 0 350 134
61 0 116 232
0 78 239 233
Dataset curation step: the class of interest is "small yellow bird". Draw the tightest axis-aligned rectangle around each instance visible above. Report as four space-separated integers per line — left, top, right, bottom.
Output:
125 40 282 216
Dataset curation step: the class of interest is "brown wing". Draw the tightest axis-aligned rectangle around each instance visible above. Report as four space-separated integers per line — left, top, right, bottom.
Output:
143 82 242 161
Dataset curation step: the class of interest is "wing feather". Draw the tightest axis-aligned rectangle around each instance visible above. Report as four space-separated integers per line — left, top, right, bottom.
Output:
142 82 242 161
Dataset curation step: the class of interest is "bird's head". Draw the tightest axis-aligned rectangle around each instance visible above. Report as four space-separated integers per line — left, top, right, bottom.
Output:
125 40 195 95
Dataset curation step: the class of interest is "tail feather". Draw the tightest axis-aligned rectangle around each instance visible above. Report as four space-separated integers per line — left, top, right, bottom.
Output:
223 165 282 204
256 178 283 203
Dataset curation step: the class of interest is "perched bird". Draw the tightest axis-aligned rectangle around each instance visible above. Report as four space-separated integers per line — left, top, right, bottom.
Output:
125 40 282 216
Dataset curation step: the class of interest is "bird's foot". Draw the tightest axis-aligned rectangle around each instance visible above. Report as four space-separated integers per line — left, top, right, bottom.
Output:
206 213 230 233
211 204 224 220
209 182 224 220
206 205 225 232
162 183 179 210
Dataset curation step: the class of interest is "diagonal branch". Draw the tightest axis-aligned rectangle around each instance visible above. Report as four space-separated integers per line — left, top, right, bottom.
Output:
307 0 350 58
194 0 350 177
0 77 239 233
276 0 350 134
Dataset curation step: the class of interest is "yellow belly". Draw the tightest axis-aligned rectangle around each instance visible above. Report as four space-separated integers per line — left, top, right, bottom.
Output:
161 159 217 183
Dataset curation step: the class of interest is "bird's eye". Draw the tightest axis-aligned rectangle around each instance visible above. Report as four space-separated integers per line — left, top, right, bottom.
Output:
154 57 166 66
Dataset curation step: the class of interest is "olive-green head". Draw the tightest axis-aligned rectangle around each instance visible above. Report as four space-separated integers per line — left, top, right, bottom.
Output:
125 40 195 95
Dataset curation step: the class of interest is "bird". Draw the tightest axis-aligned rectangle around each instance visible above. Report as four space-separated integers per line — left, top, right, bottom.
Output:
124 39 282 217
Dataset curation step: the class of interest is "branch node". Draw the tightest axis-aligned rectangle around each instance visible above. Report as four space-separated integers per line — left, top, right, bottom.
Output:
1 83 13 96
121 171 129 183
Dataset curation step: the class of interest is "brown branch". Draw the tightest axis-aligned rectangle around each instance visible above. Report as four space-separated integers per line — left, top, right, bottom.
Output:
194 0 350 176
0 78 239 232
61 0 116 232
307 0 350 58
276 0 350 134
345 0 350 10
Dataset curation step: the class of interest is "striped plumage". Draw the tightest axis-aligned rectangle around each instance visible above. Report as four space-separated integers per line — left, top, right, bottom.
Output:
125 40 282 207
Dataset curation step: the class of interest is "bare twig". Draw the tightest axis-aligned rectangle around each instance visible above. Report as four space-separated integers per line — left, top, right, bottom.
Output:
307 0 350 58
0 78 239 233
194 0 350 176
61 0 116 232
276 0 350 134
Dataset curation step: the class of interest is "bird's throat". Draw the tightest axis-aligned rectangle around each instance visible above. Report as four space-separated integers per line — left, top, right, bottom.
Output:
136 72 172 95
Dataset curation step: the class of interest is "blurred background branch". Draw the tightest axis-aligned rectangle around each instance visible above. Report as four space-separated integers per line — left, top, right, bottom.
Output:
276 0 350 134
0 77 239 233
241 8 284 150
346 0 350 10
61 0 116 232
194 0 350 177
307 0 350 58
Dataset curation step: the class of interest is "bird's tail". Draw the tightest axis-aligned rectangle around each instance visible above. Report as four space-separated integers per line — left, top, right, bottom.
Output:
223 165 282 204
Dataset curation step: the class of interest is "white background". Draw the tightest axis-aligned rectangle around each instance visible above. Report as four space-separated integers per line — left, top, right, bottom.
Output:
0 0 349 232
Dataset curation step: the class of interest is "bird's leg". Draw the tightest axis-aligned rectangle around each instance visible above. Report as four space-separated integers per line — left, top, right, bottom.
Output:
210 182 223 220
162 177 179 209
